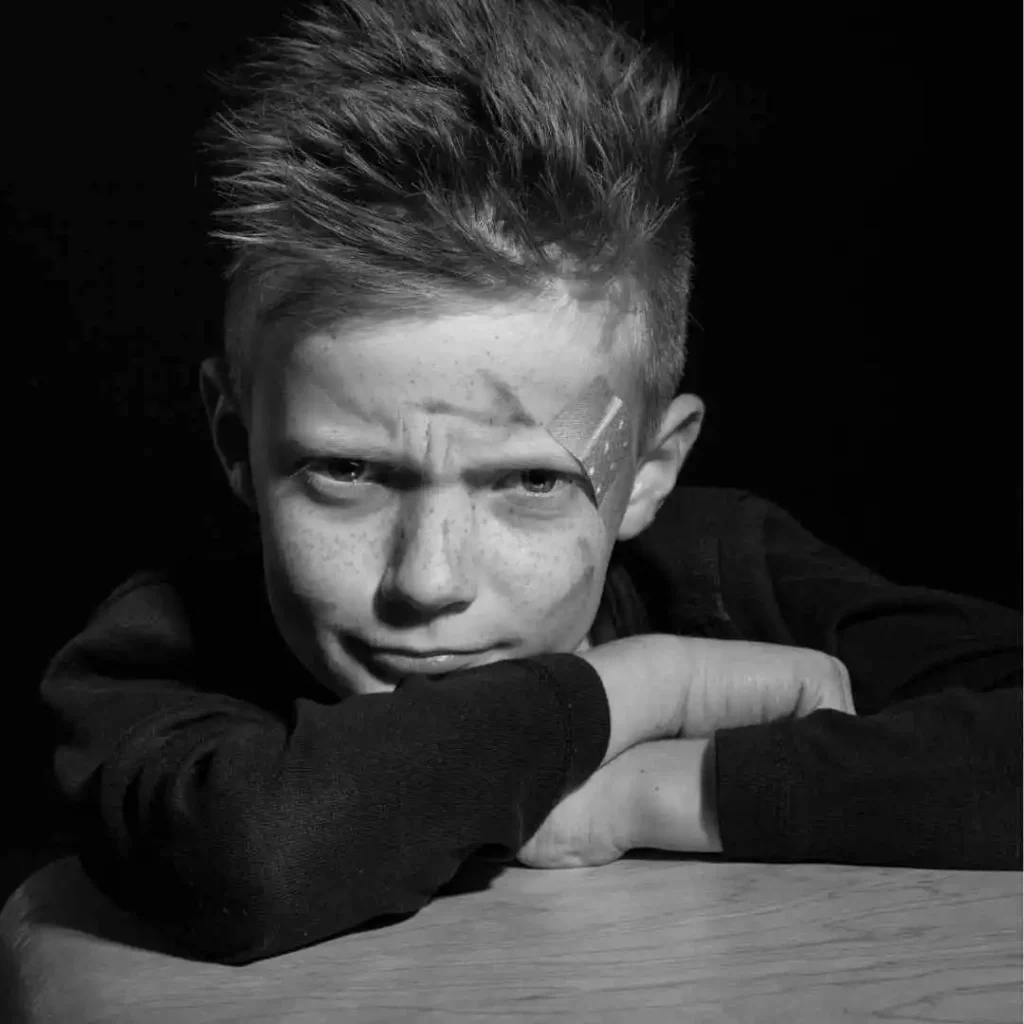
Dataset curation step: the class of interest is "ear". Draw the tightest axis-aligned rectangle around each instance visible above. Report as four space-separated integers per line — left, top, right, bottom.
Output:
199 357 256 511
616 393 705 541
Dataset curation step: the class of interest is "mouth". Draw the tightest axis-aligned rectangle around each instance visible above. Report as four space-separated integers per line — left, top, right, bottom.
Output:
353 641 496 680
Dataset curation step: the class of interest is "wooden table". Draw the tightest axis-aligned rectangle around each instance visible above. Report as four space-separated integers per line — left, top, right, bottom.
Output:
2 853 1020 1023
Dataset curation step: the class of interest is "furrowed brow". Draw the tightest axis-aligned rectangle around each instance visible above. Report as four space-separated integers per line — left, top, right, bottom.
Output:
288 434 583 476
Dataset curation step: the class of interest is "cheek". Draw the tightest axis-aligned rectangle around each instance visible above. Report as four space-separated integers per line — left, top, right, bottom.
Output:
552 562 599 621
260 500 377 615
505 532 605 633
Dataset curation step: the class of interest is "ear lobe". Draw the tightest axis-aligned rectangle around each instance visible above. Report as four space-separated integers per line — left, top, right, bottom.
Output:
616 486 663 541
198 358 255 510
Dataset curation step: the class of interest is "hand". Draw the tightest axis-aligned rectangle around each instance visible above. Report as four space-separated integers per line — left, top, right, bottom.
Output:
517 735 724 869
575 634 855 767
669 637 856 737
516 741 638 869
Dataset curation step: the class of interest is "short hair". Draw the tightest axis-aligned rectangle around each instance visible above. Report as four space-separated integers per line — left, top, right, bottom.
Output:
198 0 703 458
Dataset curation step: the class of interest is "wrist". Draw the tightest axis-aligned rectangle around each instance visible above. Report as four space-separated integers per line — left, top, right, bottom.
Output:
579 635 681 765
622 736 723 855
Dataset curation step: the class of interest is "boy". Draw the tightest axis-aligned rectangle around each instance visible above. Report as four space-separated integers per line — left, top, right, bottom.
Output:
40 0 1021 965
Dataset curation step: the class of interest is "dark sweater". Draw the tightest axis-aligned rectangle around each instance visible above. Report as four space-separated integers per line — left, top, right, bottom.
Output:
40 486 1022 964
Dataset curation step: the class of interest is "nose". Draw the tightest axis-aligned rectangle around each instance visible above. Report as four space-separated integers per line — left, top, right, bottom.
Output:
382 490 478 613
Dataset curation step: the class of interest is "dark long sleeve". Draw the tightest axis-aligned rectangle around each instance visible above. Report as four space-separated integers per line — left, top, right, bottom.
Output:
711 493 1022 869
40 486 1021 965
40 560 610 964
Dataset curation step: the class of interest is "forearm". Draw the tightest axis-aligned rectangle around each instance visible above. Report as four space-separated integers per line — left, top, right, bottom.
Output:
713 684 1022 869
619 737 724 855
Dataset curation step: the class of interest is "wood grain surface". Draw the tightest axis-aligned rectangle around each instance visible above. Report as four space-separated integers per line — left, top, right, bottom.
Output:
2 854 1020 1023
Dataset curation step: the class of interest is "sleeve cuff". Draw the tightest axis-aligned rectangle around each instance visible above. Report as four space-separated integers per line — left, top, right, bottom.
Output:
528 653 611 796
713 717 813 861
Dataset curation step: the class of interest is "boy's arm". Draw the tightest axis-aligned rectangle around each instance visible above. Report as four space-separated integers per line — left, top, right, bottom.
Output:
524 485 1020 870
626 736 722 854
40 568 609 965
515 735 722 869
518 639 855 868
705 494 1022 869
41 563 711 965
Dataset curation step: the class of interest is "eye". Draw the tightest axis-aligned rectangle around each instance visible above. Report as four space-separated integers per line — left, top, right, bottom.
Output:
501 469 573 499
299 458 381 494
306 459 370 484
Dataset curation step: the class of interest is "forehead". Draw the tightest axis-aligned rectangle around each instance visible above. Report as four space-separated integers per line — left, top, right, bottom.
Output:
257 290 639 439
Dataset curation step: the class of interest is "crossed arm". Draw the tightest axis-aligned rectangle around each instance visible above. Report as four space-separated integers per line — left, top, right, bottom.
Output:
517 632 860 869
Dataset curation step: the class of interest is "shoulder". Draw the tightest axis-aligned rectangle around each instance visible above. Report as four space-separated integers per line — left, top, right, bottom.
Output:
639 485 785 547
75 551 270 660
48 550 307 696
617 486 803 643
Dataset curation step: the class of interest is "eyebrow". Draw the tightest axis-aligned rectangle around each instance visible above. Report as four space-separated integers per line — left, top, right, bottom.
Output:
291 371 580 471
284 433 583 476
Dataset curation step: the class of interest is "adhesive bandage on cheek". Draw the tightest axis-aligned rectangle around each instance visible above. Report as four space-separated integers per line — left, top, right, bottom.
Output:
543 376 633 507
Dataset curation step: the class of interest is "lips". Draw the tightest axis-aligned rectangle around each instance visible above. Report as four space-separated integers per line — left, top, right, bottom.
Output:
369 651 485 676
353 639 494 680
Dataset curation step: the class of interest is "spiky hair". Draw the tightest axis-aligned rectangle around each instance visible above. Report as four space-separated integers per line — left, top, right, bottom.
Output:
198 0 702 455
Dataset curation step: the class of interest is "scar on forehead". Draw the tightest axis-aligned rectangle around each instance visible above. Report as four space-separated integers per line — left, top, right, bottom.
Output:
481 373 543 427
419 399 526 428
419 372 542 430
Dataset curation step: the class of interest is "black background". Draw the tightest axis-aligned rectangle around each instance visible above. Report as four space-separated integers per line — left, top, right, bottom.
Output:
4 3 1021 852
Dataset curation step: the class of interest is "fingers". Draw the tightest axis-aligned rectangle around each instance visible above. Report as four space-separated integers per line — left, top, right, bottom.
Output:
676 639 856 734
824 656 856 714
797 654 856 716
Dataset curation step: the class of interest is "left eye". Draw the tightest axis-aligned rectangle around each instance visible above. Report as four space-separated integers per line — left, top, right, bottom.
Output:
309 459 369 484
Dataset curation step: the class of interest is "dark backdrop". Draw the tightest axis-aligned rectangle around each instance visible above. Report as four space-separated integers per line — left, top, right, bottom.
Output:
4 3 1021 853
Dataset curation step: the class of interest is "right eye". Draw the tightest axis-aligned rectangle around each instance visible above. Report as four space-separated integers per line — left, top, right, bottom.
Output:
300 459 383 492
306 459 369 483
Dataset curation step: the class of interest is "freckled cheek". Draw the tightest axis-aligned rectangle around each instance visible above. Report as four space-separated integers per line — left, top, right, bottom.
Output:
262 500 381 615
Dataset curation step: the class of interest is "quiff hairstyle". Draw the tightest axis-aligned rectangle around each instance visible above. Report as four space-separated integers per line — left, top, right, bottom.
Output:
198 0 703 457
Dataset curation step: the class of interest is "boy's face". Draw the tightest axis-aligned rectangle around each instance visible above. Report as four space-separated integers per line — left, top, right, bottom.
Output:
204 287 704 696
